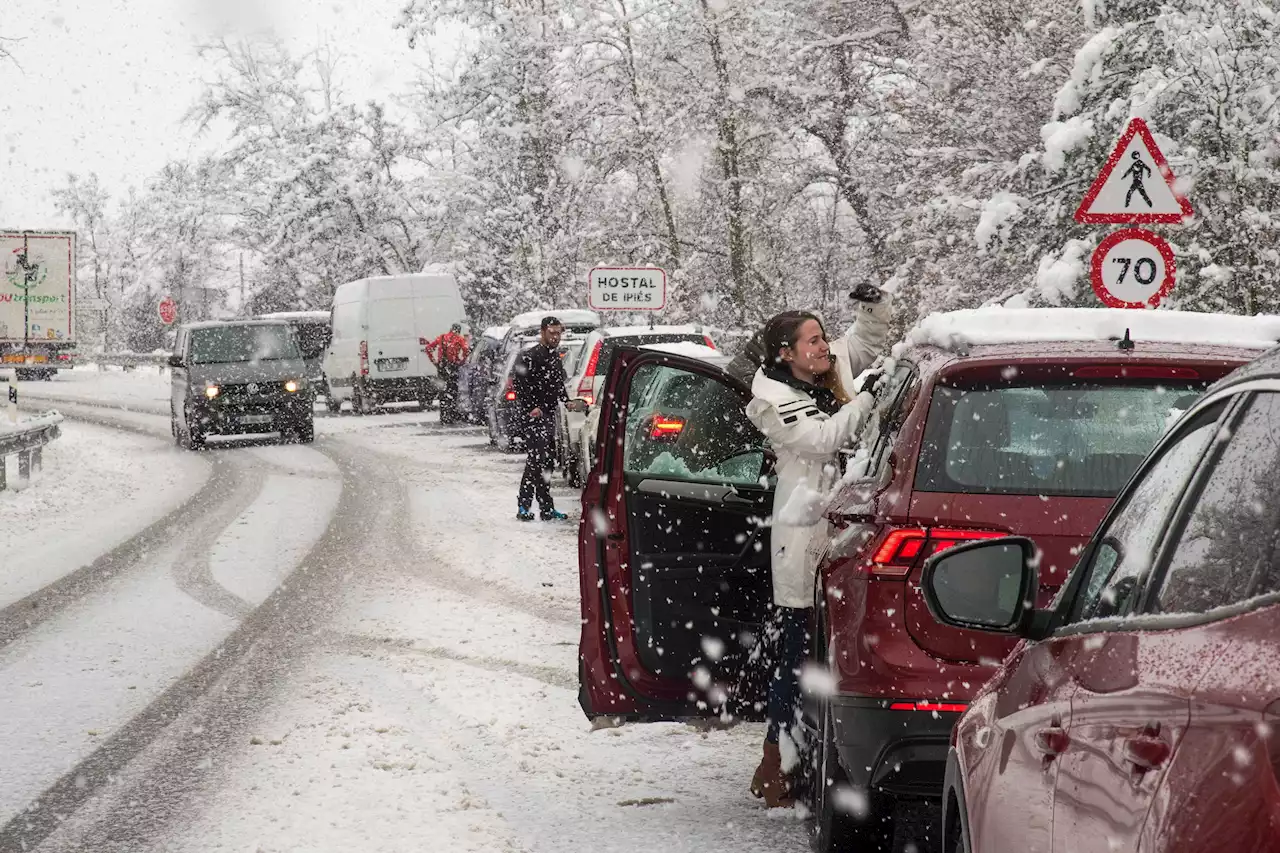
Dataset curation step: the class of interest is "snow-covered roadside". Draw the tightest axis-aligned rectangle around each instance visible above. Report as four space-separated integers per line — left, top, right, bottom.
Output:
15 365 172 412
0 420 210 608
142 417 809 853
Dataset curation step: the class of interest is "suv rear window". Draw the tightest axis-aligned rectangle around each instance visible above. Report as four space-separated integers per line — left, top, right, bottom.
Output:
190 325 301 365
915 381 1206 497
597 333 705 379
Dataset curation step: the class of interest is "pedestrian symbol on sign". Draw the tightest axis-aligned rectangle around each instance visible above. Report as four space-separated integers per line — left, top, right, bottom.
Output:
1122 152 1153 209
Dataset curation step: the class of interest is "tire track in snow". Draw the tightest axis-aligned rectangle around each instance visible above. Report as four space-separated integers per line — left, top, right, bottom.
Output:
351 442 578 629
2 440 372 852
325 630 577 691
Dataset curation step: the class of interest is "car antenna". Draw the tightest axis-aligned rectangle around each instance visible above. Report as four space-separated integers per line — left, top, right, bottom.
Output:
1117 328 1135 351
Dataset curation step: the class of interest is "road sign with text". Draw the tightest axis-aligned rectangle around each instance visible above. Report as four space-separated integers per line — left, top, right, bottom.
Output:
589 268 667 310
1090 228 1177 309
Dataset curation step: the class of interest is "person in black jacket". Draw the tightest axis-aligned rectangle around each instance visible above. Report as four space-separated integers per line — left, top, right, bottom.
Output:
512 316 570 521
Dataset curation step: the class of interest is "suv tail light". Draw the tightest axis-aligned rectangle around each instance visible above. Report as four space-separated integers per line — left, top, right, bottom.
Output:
504 376 517 402
703 335 716 349
648 415 685 441
359 340 369 377
577 340 602 405
868 526 1006 578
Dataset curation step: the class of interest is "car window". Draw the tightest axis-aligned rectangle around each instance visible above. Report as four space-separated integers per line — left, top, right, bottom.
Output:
849 362 916 478
1067 401 1227 624
622 362 767 485
597 333 705 381
917 381 1207 497
1152 393 1280 616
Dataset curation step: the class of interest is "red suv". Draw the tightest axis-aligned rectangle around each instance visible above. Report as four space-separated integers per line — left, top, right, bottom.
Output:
576 309 1267 848
921 344 1280 853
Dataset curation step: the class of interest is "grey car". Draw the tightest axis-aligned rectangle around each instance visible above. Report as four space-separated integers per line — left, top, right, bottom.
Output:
169 320 316 449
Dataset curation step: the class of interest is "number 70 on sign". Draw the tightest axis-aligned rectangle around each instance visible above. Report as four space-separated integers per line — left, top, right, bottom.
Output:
1090 228 1177 309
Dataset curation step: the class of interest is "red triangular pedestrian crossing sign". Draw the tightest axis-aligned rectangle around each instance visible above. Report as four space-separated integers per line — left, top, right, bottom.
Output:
1074 118 1193 224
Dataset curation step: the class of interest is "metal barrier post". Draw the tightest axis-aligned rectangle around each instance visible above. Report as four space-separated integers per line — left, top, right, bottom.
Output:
32 445 43 474
18 449 31 482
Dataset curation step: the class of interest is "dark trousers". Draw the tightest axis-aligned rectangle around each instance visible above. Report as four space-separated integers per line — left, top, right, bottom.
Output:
518 416 556 512
438 361 460 422
766 606 812 745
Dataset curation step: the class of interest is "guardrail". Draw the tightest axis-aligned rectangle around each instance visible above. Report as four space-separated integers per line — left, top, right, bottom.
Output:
0 411 63 491
79 352 171 370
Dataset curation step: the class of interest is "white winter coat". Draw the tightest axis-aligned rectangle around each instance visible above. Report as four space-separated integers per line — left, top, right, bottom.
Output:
745 297 893 609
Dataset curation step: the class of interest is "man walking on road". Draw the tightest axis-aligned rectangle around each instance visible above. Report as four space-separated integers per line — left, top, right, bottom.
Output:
423 323 470 424
513 316 569 521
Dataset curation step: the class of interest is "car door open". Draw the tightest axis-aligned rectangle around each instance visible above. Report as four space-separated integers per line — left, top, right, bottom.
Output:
578 349 775 721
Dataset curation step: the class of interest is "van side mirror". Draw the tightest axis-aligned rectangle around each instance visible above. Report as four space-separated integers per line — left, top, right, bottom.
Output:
168 354 184 368
921 537 1040 634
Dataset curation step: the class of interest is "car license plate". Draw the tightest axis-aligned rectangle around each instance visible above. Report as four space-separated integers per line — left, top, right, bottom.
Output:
239 414 274 425
376 358 409 372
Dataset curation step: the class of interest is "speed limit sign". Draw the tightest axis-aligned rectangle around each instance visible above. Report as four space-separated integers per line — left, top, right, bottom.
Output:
1090 228 1177 309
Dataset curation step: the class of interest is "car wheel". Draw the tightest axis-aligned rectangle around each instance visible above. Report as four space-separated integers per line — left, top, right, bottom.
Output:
353 382 375 416
184 408 206 451
297 416 315 444
324 394 341 414
812 704 892 853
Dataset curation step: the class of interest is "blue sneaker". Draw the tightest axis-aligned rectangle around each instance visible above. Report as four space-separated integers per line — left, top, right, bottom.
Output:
540 509 569 521
517 506 536 521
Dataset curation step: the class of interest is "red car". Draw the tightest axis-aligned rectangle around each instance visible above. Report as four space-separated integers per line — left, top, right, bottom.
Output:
576 309 1271 849
922 344 1280 853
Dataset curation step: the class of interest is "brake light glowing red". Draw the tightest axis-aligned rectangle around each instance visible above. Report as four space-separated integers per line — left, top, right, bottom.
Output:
504 377 517 402
359 341 369 377
869 527 1005 578
1072 365 1201 380
703 335 717 349
649 415 685 440
890 701 968 713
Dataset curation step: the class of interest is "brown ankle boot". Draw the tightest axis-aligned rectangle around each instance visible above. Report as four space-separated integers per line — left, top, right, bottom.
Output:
749 741 795 808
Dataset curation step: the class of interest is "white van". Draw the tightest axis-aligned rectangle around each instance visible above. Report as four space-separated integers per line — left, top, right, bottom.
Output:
324 273 466 413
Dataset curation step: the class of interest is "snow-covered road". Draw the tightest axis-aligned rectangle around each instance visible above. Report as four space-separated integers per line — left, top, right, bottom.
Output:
1 372 817 853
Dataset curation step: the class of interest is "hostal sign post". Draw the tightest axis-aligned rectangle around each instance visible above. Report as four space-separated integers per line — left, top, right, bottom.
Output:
589 267 667 311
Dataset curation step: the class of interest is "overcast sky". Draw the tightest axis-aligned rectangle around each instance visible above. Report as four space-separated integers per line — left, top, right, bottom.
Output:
1 0 422 227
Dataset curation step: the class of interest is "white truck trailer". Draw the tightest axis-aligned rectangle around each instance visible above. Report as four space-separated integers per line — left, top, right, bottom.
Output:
1 230 76 379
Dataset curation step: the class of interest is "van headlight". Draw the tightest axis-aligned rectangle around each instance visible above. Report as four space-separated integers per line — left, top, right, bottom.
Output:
284 379 301 393
204 384 220 399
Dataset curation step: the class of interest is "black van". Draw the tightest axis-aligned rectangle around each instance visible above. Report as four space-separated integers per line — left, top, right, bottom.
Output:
169 320 315 449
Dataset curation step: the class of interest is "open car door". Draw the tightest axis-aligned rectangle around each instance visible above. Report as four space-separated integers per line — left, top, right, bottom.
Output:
578 348 775 722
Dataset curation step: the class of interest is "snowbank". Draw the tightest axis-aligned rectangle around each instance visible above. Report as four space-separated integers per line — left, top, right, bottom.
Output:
904 307 1280 351
0 410 63 438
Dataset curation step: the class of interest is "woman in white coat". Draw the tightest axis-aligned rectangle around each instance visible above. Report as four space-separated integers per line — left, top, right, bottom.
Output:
743 291 892 808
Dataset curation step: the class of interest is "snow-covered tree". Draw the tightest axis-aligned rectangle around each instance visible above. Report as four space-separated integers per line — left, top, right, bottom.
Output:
994 0 1280 314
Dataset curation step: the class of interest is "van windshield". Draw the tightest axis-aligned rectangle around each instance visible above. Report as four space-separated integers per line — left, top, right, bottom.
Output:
190 325 301 365
915 381 1207 497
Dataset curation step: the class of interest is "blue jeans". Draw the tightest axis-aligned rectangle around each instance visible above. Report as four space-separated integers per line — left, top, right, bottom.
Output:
766 606 812 744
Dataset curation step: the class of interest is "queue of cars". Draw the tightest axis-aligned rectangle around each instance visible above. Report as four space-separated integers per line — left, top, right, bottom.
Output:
574 307 1280 852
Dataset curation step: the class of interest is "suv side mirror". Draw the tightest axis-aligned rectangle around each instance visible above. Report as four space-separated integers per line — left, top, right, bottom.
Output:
168 354 184 368
921 537 1039 634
